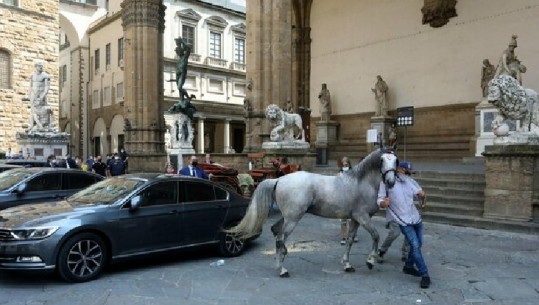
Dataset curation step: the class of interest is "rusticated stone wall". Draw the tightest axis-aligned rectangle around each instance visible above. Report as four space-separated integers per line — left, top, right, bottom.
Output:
0 1 59 154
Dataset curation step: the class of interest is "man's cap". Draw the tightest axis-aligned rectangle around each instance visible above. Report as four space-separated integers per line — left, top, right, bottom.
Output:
399 161 412 173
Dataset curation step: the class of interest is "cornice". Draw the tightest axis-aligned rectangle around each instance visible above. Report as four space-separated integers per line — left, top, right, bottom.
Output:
88 11 122 34
121 0 166 32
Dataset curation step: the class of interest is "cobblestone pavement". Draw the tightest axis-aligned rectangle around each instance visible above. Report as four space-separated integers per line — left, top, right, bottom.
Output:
0 214 538 305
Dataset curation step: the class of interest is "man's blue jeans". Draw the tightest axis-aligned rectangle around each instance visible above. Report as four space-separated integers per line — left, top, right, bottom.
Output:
400 222 429 277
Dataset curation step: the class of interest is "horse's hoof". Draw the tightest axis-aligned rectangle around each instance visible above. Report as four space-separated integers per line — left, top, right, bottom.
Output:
366 262 373 270
279 271 290 278
344 266 355 273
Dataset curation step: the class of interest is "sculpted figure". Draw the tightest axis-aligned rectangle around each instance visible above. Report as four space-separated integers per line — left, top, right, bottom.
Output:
487 74 539 135
318 83 331 121
168 37 197 120
494 35 521 81
372 75 389 117
481 59 496 98
27 61 56 132
265 104 305 142
285 99 294 113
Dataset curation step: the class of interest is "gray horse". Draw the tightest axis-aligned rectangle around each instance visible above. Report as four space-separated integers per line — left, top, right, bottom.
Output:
226 148 398 277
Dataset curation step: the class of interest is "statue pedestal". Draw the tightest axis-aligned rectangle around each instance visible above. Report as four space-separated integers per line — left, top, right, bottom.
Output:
474 99 520 156
164 112 195 170
261 141 310 154
482 144 539 222
16 131 70 160
315 121 339 146
369 116 395 152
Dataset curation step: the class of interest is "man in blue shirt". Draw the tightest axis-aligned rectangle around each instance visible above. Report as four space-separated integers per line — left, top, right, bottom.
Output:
377 161 430 289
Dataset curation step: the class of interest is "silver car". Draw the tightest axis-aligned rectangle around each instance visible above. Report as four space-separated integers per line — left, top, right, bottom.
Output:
0 173 250 283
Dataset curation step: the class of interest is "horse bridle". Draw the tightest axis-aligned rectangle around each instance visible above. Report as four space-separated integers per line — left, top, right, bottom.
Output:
380 150 398 179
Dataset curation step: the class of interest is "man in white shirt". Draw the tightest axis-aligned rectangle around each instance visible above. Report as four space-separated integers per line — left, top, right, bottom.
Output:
377 161 430 289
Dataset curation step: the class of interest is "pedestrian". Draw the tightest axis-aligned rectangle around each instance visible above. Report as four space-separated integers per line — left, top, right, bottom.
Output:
377 160 430 289
92 156 107 177
120 148 129 173
64 154 78 169
338 157 359 245
86 156 95 172
46 154 56 167
178 155 209 179
107 154 126 177
5 147 12 159
164 161 176 174
377 161 425 263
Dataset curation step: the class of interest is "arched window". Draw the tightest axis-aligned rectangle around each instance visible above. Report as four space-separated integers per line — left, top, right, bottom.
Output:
0 49 10 89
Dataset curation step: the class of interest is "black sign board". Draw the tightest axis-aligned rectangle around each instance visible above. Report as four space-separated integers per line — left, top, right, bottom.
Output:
396 106 414 126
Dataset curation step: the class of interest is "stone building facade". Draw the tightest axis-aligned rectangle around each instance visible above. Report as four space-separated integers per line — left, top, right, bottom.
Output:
246 0 539 161
0 0 59 156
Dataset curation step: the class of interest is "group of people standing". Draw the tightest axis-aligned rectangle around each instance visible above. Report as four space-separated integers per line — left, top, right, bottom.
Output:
338 155 430 289
45 148 129 178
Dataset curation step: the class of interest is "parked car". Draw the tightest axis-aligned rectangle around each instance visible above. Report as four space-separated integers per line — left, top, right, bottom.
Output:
0 164 23 173
0 168 104 211
5 160 49 167
0 173 251 283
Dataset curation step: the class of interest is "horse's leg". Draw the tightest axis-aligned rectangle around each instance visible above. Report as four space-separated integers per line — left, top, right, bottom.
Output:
357 213 380 270
341 219 360 272
273 218 299 277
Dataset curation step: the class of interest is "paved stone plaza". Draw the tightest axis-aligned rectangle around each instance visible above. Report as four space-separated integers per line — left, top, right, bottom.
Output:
0 214 537 305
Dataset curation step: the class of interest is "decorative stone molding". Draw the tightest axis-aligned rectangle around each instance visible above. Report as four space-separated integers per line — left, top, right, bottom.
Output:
421 0 457 28
231 23 246 35
121 0 166 32
176 8 202 23
206 15 228 30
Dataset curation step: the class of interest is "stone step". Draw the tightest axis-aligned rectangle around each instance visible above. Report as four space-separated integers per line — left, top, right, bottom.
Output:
425 194 484 208
422 185 484 199
415 177 486 191
423 202 483 217
421 211 539 234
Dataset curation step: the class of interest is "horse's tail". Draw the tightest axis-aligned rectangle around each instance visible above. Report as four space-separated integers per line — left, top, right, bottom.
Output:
225 178 278 239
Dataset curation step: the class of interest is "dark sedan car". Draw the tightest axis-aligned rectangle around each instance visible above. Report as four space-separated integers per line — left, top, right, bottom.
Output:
0 168 104 210
0 173 251 283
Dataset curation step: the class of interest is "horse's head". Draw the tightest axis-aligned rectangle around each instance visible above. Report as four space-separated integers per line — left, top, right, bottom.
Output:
380 151 398 188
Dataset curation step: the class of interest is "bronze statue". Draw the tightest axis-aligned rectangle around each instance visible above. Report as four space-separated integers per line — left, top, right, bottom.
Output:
168 37 197 120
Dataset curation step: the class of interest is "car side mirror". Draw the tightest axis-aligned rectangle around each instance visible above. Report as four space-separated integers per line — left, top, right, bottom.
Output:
15 183 27 194
130 195 141 211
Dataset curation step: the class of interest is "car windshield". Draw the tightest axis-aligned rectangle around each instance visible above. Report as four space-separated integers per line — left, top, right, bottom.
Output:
0 169 33 191
68 177 145 205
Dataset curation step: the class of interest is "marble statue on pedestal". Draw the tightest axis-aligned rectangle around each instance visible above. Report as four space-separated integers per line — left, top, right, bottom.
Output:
372 75 389 117
26 61 57 133
265 104 305 142
318 83 332 122
481 59 496 98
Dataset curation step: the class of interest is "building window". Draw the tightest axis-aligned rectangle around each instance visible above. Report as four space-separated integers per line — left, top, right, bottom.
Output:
233 83 246 96
61 65 67 84
93 89 99 108
117 38 124 66
1 0 19 6
209 31 222 59
105 43 111 69
208 78 224 94
0 49 10 89
103 86 111 106
116 82 124 100
94 49 100 72
234 37 245 64
182 24 196 51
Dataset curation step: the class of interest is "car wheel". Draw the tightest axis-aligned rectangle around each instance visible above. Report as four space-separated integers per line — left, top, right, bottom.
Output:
218 228 245 257
57 233 107 283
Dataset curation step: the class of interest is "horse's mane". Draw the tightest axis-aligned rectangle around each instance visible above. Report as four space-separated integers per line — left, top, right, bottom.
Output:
350 149 384 180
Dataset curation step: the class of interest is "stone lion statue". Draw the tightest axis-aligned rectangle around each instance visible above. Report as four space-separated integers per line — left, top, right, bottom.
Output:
265 104 305 142
487 74 539 135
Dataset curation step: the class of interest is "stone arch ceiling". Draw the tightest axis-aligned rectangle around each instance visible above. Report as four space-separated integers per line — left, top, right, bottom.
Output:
59 6 107 46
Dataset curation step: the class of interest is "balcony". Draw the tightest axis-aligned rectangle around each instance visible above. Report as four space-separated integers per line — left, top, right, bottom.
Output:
188 53 202 63
205 57 228 68
230 62 246 72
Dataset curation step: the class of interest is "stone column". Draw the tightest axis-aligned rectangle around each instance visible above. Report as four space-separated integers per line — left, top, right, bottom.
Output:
197 118 205 153
244 0 292 152
483 145 539 222
223 119 230 153
121 0 167 171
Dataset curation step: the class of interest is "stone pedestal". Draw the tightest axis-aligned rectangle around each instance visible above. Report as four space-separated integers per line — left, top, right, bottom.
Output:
475 99 520 156
482 145 539 221
315 120 339 146
164 113 195 170
369 116 395 152
16 131 70 160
